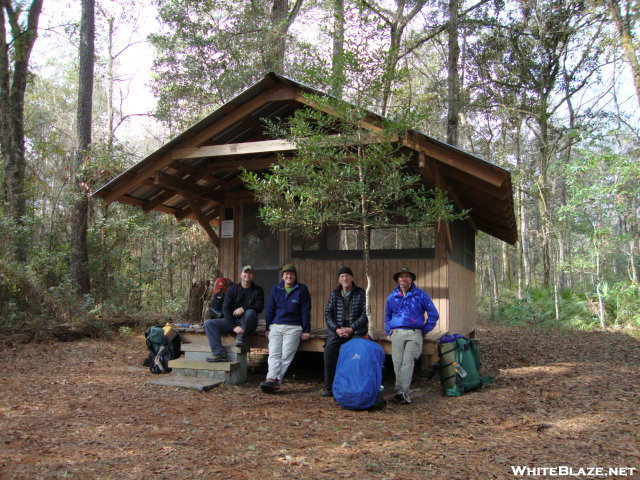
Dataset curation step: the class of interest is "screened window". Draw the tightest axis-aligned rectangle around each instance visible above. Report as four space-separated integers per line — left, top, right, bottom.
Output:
291 226 435 260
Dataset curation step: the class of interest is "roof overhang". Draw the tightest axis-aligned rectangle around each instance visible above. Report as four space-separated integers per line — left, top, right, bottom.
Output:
93 72 517 245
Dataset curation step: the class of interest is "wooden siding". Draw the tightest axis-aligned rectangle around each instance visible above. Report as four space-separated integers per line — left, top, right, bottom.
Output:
448 261 476 335
216 241 477 338
294 258 452 336
216 199 477 339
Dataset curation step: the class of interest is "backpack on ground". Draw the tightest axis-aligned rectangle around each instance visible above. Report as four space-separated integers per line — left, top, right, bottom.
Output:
143 324 182 374
208 277 233 319
438 335 492 397
333 338 386 410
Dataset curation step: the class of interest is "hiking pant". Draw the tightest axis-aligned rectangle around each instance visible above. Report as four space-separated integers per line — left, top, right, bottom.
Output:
266 324 302 383
323 335 349 391
390 328 423 395
204 309 259 356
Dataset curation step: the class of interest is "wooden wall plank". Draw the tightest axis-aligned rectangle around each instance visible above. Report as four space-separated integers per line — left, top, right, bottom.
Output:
291 258 456 336
213 256 475 338
447 262 475 335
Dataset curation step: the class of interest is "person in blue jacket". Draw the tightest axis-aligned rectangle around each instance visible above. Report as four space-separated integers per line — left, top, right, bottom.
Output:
259 264 311 393
385 267 439 404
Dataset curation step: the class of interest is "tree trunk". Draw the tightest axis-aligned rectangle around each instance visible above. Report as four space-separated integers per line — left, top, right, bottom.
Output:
265 0 303 73
186 279 209 323
363 0 427 116
446 0 460 146
71 0 95 295
608 0 640 103
331 0 345 99
363 224 373 337
0 0 44 262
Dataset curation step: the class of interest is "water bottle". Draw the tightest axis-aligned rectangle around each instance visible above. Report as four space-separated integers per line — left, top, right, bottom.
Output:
454 361 467 378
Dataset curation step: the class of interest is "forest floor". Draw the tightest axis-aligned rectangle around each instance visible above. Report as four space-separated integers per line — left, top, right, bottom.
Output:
1 324 639 480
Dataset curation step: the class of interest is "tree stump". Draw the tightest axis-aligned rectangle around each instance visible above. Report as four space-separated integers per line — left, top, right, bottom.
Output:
185 279 210 323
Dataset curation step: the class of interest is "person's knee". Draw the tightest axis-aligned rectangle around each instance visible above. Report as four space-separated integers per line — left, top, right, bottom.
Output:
204 319 216 332
244 309 258 321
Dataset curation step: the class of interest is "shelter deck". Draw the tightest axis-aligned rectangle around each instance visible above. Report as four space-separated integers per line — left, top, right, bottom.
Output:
176 323 446 368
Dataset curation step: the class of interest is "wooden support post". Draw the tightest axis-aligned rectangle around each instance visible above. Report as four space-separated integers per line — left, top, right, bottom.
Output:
185 196 220 248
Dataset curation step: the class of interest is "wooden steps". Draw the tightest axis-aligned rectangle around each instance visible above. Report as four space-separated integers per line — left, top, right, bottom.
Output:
147 342 248 391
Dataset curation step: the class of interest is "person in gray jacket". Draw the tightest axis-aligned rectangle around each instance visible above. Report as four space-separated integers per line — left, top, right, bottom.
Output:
321 266 368 397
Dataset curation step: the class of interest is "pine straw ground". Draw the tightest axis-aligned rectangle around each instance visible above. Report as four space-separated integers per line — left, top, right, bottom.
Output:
1 325 638 480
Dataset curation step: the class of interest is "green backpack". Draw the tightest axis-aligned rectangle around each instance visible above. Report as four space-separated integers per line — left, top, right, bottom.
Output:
438 337 492 397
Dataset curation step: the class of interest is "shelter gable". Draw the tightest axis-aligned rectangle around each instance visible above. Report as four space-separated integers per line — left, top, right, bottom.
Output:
93 72 517 245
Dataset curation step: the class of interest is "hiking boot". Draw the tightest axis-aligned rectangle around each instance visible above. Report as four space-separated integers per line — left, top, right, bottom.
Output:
320 389 333 397
206 354 228 363
400 392 412 404
259 379 280 393
393 392 405 403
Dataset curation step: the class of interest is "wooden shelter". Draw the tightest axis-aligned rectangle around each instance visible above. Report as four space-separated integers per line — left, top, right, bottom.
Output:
94 72 517 357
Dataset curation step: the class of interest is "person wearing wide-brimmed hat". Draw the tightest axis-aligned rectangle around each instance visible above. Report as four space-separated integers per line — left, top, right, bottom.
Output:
384 267 439 404
259 263 311 393
321 266 368 397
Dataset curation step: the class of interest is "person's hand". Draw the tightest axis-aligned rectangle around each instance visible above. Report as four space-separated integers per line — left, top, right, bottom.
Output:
233 307 244 317
265 330 270 338
233 326 244 335
301 332 311 341
386 335 391 342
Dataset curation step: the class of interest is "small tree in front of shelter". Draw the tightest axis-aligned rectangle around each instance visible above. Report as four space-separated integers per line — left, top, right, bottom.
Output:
242 95 466 334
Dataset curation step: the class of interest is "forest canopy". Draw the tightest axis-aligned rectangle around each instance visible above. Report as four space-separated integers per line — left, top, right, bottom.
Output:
0 0 638 332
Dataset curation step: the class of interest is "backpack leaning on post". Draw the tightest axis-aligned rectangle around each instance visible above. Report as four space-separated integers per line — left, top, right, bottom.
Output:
438 335 492 397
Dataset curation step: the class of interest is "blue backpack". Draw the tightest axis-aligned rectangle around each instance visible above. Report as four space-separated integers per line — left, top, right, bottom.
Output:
332 338 386 410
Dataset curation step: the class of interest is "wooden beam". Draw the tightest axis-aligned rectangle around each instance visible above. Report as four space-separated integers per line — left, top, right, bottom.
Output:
151 172 225 204
418 152 471 221
173 139 297 160
441 166 511 200
175 199 220 221
106 194 184 216
293 91 386 134
103 86 296 204
173 130 394 161
185 196 220 248
404 132 506 188
206 157 278 173
142 190 178 213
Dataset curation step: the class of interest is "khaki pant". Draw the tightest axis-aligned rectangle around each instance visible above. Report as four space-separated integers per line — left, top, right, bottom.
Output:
390 328 423 395
266 324 302 383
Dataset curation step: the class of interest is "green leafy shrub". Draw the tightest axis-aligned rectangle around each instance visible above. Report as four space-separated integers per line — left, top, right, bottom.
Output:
491 282 640 331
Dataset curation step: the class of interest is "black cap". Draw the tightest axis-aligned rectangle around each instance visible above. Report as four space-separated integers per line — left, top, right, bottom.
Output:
337 266 354 277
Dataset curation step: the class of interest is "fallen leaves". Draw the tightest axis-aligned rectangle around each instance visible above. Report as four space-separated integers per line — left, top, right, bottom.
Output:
0 325 638 479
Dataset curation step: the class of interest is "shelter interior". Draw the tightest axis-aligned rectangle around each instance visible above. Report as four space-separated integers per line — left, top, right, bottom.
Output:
94 73 517 354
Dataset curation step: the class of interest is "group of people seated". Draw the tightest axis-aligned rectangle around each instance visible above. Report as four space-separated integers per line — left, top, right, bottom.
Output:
203 263 439 405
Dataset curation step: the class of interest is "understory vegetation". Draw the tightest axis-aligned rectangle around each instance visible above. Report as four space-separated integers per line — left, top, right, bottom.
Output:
486 282 640 332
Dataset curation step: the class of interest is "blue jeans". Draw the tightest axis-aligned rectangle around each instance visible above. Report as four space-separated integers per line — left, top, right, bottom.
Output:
204 310 258 356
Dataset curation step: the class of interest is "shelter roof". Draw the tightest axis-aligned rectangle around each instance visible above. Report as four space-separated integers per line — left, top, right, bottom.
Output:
93 72 517 245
